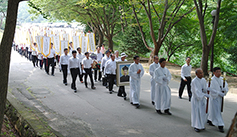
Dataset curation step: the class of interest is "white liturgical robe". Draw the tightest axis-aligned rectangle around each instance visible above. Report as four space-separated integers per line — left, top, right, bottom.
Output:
191 76 209 129
149 62 160 103
128 63 144 104
154 67 171 111
208 76 228 126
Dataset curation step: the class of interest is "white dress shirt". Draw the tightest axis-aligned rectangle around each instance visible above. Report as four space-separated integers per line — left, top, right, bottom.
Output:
77 53 85 63
38 53 43 60
101 55 110 70
82 57 93 69
48 48 55 58
115 56 121 62
181 63 192 80
32 48 37 56
59 54 71 69
96 51 103 62
68 57 80 69
104 59 116 75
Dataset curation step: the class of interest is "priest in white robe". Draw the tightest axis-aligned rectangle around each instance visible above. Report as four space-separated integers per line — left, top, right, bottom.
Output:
149 55 160 105
191 68 210 132
207 67 228 133
154 58 172 115
128 55 144 108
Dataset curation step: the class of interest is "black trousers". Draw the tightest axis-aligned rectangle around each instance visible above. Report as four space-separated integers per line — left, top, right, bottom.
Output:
118 86 126 97
28 51 31 61
38 59 43 68
84 68 94 88
78 64 83 82
43 58 47 72
32 55 38 67
70 68 79 89
179 77 192 98
61 65 68 83
107 74 116 91
94 70 102 81
46 58 55 75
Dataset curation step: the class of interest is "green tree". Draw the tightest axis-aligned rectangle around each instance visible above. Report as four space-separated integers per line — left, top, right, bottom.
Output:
0 0 7 29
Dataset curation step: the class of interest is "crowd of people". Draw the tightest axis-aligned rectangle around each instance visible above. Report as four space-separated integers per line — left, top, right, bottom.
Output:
13 42 228 133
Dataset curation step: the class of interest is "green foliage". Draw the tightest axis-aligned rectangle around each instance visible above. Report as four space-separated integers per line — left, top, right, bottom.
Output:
118 26 149 57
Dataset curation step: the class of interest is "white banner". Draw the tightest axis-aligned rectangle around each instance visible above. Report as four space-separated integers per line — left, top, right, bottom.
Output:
54 35 61 55
42 36 51 57
62 33 69 41
61 40 68 55
87 33 96 52
35 36 42 53
81 35 88 53
72 36 80 50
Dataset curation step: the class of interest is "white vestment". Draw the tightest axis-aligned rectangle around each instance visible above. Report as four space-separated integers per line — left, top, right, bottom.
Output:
191 77 208 129
154 67 171 111
149 62 160 103
208 76 228 126
128 63 144 104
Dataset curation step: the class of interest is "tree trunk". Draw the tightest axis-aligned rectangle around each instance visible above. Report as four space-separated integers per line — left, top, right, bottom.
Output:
97 28 104 47
107 35 113 51
148 51 154 64
201 44 211 75
0 0 21 132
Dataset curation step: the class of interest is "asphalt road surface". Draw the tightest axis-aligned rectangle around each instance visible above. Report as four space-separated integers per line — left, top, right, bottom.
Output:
8 50 237 137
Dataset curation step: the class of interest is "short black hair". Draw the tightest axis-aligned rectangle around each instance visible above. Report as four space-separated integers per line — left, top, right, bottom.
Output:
77 47 81 50
85 52 89 55
186 57 191 60
64 48 68 51
96 46 100 49
153 55 159 59
72 50 77 54
69 42 72 44
51 42 53 45
133 55 139 60
159 58 166 64
33 43 36 45
122 66 128 70
213 67 221 72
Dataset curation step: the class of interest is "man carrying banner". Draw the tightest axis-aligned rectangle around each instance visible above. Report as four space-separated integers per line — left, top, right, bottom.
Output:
94 46 103 82
46 43 56 76
207 67 228 133
191 68 210 132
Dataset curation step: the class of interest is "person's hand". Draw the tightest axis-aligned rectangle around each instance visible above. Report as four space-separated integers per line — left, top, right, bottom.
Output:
218 92 225 97
163 77 168 82
183 78 187 82
222 87 227 92
137 69 141 74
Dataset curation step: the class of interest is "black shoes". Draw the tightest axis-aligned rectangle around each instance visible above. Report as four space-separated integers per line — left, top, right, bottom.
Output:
207 120 215 126
134 104 140 108
194 128 200 132
179 96 182 99
156 110 163 114
164 109 172 115
124 97 127 100
91 87 96 90
152 101 155 105
130 102 133 105
189 97 191 102
109 91 112 94
218 126 224 133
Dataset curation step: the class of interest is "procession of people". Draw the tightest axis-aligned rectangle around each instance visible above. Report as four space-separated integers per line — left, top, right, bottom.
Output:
13 39 228 133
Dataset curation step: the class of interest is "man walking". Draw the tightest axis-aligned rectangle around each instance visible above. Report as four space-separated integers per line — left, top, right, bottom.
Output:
46 43 56 76
104 54 116 94
94 46 103 82
59 48 71 86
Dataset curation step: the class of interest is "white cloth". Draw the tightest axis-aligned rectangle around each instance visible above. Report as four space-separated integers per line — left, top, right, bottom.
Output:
38 53 43 60
181 63 192 80
48 48 55 58
208 76 228 126
115 56 121 62
82 57 93 69
118 59 127 61
128 63 144 104
59 54 71 69
101 55 110 71
154 67 171 111
77 53 85 63
68 57 82 74
149 62 160 102
32 48 37 56
104 59 116 75
191 76 209 129
96 51 103 62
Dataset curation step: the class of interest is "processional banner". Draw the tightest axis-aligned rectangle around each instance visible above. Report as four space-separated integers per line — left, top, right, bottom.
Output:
42 36 51 57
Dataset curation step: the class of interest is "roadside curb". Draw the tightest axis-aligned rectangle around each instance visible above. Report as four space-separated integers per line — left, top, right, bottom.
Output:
5 92 60 137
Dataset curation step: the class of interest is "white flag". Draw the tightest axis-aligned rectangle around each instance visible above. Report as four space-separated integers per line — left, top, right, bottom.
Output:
54 35 61 55
81 35 88 53
35 36 42 53
87 33 96 52
42 36 51 57
72 36 80 50
61 40 68 55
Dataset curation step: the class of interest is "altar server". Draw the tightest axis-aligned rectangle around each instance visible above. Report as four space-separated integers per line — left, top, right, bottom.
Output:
59 48 71 86
149 55 160 105
128 55 144 108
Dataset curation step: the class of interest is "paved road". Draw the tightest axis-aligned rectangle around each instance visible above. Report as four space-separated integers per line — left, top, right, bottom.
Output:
8 50 237 137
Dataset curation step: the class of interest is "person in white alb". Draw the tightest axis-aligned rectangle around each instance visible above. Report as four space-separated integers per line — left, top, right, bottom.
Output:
101 50 111 86
179 57 192 101
129 55 144 108
154 58 172 115
115 50 121 61
94 46 103 82
149 55 160 105
82 52 96 89
46 43 56 76
31 43 38 67
117 53 128 100
191 68 210 132
104 54 117 94
59 48 71 86
207 67 228 133
68 50 82 93
77 47 85 83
